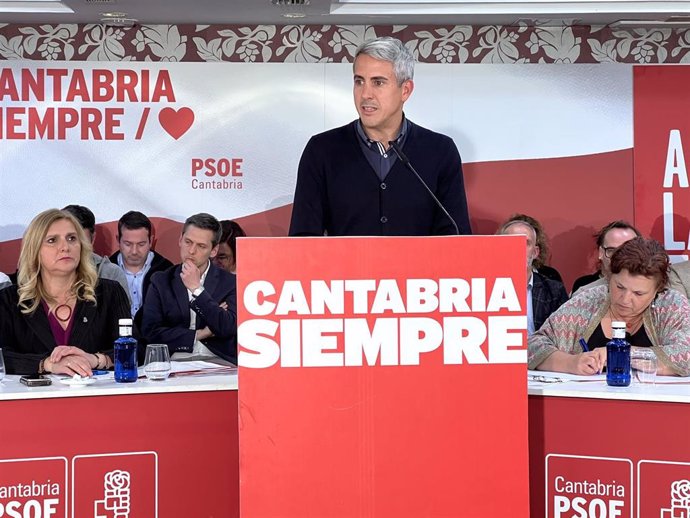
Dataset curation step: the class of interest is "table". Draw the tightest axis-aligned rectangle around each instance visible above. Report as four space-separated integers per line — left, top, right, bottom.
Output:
7 369 687 518
528 375 690 518
0 372 239 518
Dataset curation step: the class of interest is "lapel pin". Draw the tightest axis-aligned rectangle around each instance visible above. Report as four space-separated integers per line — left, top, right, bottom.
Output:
83 317 88 323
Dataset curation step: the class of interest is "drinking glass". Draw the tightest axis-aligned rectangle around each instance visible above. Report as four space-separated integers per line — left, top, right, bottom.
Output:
631 348 657 385
144 344 171 381
0 348 5 383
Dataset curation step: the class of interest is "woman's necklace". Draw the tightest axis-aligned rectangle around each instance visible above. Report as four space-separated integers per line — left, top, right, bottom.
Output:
607 307 643 334
51 293 75 323
54 302 72 322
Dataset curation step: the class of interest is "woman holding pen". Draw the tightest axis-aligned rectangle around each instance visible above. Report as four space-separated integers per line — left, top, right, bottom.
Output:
528 237 690 377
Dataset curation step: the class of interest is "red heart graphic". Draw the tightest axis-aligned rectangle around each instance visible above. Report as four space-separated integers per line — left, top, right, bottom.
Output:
158 107 195 140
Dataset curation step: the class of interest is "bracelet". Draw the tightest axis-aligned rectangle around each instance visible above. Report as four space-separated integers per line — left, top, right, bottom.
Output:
95 352 108 369
92 353 100 369
96 353 110 370
38 357 47 374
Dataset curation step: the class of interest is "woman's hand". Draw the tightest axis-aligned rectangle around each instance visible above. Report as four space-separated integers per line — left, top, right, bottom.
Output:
45 354 93 377
537 349 606 376
569 349 607 375
46 345 96 376
50 345 95 365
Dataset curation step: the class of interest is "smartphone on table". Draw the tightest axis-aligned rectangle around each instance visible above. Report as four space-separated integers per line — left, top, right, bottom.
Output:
20 374 52 386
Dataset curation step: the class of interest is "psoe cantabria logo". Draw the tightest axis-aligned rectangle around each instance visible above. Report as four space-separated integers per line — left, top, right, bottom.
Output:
72 452 157 518
0 478 62 517
0 457 67 518
94 470 131 518
660 479 690 518
190 156 244 191
546 454 633 518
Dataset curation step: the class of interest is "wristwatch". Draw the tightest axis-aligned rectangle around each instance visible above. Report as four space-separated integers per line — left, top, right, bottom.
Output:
192 286 205 298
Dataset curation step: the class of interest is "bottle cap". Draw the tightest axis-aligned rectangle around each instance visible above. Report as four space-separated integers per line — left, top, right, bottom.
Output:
611 321 626 329
118 318 133 326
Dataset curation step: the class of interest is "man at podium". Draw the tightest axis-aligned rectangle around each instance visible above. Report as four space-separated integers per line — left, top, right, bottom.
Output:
289 36 471 237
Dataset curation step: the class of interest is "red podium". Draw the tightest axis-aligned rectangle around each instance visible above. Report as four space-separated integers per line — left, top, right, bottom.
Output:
237 235 530 518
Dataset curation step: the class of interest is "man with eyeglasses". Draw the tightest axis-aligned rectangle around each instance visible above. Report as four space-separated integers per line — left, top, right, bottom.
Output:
571 221 641 295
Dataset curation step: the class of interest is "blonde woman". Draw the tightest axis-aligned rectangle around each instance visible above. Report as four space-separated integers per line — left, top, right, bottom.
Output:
0 209 130 375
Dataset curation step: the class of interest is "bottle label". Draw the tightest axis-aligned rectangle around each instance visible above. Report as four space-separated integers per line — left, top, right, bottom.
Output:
611 321 626 339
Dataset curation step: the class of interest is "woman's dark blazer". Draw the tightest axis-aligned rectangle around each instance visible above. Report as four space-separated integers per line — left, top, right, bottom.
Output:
0 279 130 374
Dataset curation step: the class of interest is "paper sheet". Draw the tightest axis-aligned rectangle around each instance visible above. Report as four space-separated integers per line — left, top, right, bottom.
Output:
529 370 690 384
528 370 607 383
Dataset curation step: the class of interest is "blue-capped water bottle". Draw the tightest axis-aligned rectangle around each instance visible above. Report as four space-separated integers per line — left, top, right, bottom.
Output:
114 318 138 383
606 321 630 387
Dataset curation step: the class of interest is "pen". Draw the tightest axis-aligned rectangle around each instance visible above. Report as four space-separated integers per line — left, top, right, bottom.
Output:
579 338 590 352
579 338 601 374
92 370 110 375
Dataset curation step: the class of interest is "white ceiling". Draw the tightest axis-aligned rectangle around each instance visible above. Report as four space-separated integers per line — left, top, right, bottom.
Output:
2 0 690 27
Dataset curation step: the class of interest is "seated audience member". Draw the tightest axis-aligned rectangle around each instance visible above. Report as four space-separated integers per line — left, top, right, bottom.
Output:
109 211 173 318
529 237 690 377
0 209 130 375
668 260 690 298
142 213 238 363
0 272 10 289
497 219 568 335
62 204 130 301
506 214 563 283
213 220 246 274
571 220 640 294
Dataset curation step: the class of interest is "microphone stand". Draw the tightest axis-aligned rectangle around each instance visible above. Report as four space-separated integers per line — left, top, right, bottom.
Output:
388 140 460 236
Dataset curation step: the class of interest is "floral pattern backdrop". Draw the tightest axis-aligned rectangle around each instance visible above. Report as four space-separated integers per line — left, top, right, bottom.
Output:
0 23 687 63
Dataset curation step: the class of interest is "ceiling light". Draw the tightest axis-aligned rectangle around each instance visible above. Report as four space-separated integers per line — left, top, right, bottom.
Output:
0 1 73 13
609 18 690 25
272 0 310 18
99 16 138 27
331 1 690 15
100 11 128 17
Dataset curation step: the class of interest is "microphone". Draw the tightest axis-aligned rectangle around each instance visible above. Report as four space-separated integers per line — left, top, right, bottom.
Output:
388 140 460 235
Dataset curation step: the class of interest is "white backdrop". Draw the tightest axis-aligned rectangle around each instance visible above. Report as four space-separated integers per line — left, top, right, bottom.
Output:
0 61 632 241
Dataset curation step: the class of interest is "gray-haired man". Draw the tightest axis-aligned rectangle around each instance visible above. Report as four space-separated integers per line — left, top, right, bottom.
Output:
289 36 471 237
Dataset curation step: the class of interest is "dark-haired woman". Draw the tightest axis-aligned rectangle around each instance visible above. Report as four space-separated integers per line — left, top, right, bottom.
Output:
529 237 690 376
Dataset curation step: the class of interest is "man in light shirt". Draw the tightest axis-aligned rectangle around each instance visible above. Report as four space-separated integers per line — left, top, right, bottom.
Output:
109 211 173 320
141 213 237 363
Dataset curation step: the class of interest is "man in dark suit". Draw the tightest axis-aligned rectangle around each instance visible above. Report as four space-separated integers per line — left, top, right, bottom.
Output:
141 213 237 363
531 269 568 332
498 219 567 334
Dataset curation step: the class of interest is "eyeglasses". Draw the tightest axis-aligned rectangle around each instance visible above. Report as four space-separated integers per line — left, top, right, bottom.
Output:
602 246 617 258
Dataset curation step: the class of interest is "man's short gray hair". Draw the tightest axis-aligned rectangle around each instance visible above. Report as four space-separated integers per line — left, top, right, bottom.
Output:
355 37 415 86
496 220 537 242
